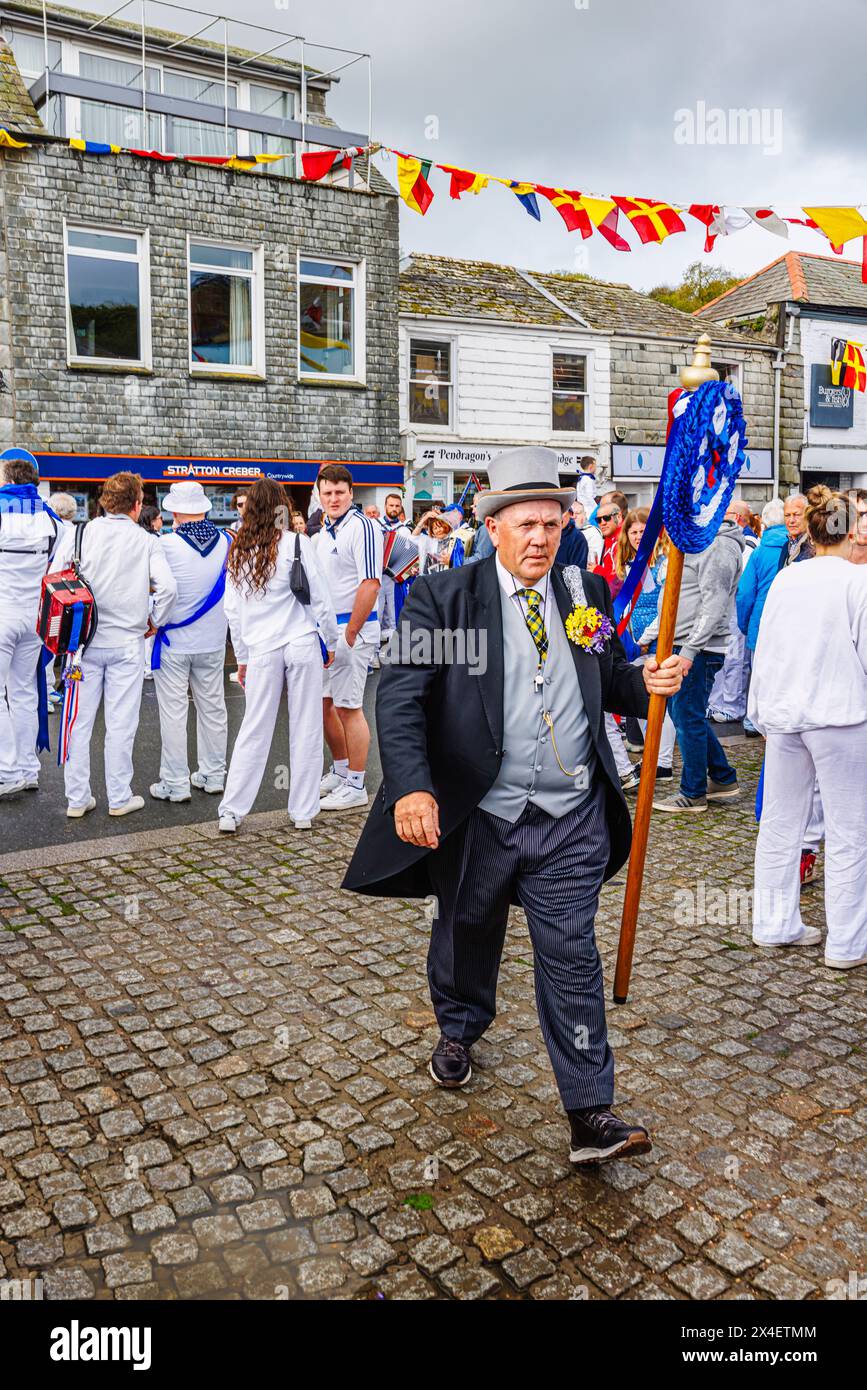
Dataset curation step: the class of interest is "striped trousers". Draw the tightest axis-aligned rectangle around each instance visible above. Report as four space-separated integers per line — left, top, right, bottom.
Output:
426 782 613 1110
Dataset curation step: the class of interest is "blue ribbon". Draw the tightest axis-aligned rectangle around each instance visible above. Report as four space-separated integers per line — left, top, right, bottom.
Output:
36 647 53 754
151 537 230 671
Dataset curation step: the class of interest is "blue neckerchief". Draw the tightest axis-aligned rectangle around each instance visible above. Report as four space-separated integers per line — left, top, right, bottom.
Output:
175 519 221 557
0 483 59 521
324 508 353 541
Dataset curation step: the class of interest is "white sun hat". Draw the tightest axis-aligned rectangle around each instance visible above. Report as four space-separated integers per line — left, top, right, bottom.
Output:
162 481 212 515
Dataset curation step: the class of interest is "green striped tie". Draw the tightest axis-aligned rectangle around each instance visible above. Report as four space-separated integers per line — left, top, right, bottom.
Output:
519 588 549 664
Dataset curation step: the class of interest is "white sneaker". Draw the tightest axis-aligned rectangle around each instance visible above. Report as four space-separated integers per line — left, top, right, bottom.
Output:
22 778 39 791
218 813 239 833
752 926 823 948
67 797 96 819
293 819 313 831
319 782 369 812
0 779 26 798
109 796 145 818
320 768 346 796
825 953 867 970
149 781 191 803
191 772 225 794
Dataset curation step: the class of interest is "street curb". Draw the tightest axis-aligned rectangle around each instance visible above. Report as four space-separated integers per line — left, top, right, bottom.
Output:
0 807 294 873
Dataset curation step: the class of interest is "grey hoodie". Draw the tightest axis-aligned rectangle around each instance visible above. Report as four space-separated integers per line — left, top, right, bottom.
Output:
641 519 746 664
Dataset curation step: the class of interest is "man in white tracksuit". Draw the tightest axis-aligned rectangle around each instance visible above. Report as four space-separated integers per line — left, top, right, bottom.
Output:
0 451 61 797
149 481 231 803
53 471 177 818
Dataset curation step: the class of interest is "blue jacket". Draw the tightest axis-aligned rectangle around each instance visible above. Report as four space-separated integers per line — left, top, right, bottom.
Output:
736 524 788 650
556 518 589 570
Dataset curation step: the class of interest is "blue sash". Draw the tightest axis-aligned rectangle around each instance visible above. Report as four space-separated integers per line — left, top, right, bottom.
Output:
151 535 230 671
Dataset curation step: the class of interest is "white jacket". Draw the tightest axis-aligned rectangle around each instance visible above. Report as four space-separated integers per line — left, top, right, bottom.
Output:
224 531 338 662
54 514 177 647
0 506 61 622
748 558 867 733
158 530 231 654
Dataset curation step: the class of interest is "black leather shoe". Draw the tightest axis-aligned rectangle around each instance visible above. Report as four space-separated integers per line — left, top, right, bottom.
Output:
568 1107 652 1164
429 1035 472 1088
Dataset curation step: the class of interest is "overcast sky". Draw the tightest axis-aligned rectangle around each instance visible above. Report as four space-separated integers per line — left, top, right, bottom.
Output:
118 0 867 289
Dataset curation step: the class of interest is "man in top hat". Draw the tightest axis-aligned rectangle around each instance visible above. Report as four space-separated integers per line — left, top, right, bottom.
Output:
344 447 683 1164
149 481 232 803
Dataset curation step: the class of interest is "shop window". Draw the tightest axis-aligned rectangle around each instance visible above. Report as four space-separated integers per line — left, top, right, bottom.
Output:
189 241 263 375
552 353 588 432
298 257 363 381
65 224 150 368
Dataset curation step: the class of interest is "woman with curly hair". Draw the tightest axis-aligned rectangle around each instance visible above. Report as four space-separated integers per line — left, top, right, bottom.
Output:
219 478 338 834
750 486 867 969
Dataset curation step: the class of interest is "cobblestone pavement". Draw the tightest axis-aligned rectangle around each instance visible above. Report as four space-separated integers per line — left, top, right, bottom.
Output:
0 741 864 1302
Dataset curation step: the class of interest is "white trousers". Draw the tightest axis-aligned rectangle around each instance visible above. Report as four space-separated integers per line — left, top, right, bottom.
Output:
753 724 867 962
220 632 324 824
804 781 825 853
707 625 750 720
378 576 397 640
63 641 145 809
0 614 43 782
639 710 677 768
153 648 227 792
604 712 633 777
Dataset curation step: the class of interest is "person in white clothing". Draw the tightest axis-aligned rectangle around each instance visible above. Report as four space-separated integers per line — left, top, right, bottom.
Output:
749 486 867 970
312 465 383 813
378 492 408 647
220 478 337 832
571 502 603 569
53 471 177 819
149 481 231 803
0 451 63 797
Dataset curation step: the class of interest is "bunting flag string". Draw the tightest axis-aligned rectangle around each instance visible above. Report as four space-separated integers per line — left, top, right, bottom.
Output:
4 124 867 279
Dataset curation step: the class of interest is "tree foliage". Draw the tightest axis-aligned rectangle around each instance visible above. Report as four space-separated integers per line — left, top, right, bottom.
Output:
648 261 740 314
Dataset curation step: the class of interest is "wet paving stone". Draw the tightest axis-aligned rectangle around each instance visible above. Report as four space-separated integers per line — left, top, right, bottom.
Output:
0 742 863 1299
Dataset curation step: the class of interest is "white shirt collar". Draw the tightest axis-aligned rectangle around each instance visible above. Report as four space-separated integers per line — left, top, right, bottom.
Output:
494 555 551 607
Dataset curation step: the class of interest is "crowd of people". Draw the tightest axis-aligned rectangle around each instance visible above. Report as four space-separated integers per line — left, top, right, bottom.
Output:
1 451 865 974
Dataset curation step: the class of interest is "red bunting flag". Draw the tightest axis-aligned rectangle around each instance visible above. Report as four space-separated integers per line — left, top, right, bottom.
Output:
440 166 489 199
688 204 720 252
535 187 593 237
301 149 343 181
613 196 685 244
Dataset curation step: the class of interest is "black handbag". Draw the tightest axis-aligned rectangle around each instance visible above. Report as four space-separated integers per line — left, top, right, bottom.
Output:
289 533 311 605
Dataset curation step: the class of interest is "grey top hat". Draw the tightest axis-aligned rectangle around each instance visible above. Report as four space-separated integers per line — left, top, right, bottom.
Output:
474 446 576 522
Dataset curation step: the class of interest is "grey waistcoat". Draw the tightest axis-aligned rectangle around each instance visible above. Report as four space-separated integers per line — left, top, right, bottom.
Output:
479 579 597 823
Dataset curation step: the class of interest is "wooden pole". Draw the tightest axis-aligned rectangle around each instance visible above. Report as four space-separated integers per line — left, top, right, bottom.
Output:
613 545 684 1004
613 333 719 1006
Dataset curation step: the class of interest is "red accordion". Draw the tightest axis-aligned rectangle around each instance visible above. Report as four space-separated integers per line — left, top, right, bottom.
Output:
38 569 96 656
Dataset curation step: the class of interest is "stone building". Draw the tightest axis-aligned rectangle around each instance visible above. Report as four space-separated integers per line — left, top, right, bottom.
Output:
697 250 867 492
399 254 778 515
0 0 402 519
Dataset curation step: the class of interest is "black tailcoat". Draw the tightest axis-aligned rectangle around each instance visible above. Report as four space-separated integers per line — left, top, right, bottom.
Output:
342 556 650 900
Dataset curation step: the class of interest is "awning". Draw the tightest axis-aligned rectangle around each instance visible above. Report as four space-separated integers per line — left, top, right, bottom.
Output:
32 454 405 487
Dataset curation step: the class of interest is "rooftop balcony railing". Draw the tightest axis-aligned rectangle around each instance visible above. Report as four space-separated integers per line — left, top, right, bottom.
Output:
13 0 373 178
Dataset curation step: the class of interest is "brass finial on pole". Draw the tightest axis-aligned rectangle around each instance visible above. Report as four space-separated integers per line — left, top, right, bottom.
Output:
680 333 719 392
613 335 717 1006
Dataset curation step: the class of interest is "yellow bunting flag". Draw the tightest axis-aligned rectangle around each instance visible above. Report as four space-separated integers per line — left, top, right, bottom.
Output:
803 206 867 248
0 128 31 148
396 154 434 215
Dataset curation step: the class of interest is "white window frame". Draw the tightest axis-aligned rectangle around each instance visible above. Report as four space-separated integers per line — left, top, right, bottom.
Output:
187 236 265 378
297 254 366 385
407 334 456 432
711 359 743 394
551 347 592 435
63 220 152 370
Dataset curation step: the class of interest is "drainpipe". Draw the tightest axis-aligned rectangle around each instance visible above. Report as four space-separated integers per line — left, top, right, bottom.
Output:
772 305 798 497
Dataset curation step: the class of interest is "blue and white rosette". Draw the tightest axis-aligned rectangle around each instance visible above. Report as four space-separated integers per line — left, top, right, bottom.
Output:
661 380 748 554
